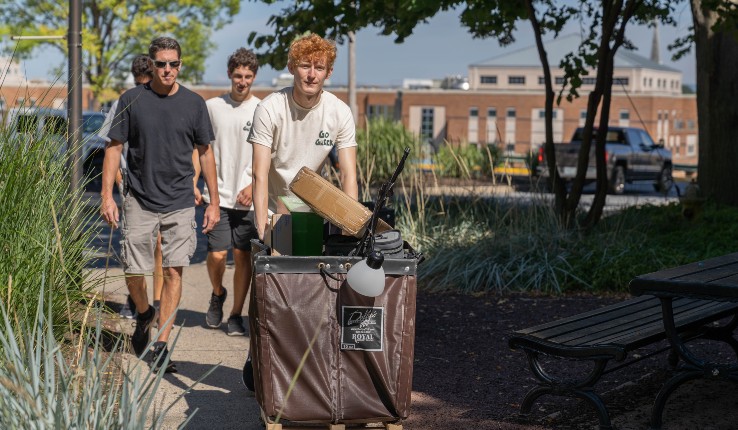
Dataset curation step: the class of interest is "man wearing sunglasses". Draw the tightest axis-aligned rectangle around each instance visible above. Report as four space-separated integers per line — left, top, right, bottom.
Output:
100 36 221 373
98 54 165 321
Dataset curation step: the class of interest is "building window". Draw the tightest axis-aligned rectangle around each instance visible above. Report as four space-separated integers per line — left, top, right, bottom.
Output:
687 120 695 129
507 108 516 118
582 77 596 85
420 108 434 142
508 76 525 85
469 107 479 117
367 104 394 120
580 110 587 119
480 75 497 84
555 76 565 85
643 77 648 87
620 110 630 120
538 76 545 85
614 77 629 85
538 109 557 119
487 107 497 118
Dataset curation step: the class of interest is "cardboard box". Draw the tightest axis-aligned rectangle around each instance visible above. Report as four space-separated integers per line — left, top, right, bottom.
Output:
289 167 391 238
279 196 324 256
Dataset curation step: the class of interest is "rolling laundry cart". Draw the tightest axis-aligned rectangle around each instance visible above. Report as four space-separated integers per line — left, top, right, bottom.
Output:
248 242 417 430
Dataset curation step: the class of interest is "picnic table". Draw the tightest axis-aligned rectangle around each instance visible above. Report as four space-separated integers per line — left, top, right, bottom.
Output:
629 252 738 429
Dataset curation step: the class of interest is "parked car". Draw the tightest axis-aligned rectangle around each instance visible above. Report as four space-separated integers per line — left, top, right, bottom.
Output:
535 126 673 195
81 111 107 189
4 107 109 189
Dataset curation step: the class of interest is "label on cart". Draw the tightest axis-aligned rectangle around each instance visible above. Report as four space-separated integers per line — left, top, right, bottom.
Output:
340 306 384 351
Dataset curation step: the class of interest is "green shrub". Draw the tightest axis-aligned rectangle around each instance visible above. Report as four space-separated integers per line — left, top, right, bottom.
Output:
397 194 738 295
433 143 485 178
356 118 422 193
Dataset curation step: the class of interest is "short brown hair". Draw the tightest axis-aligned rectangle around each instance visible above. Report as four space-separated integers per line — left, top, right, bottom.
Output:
149 37 181 59
131 54 152 79
227 48 259 75
287 34 336 69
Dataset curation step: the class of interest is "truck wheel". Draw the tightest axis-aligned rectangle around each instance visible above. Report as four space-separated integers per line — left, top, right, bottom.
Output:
609 166 626 195
654 166 674 194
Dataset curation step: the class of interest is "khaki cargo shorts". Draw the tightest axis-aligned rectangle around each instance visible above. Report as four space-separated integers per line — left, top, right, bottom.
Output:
120 194 197 274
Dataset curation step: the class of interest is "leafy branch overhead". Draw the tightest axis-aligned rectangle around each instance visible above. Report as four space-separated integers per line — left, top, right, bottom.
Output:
0 0 240 103
248 1 533 70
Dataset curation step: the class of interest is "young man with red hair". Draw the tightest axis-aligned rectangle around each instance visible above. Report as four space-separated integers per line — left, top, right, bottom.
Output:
249 33 358 241
244 33 358 391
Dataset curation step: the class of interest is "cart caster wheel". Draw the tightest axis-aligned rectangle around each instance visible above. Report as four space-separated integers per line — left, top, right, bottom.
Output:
243 355 254 391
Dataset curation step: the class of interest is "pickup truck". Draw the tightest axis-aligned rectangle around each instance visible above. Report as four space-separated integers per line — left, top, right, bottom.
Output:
535 126 673 195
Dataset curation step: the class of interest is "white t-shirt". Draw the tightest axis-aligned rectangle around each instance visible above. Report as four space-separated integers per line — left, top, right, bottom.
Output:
204 94 260 210
248 87 357 213
99 99 129 170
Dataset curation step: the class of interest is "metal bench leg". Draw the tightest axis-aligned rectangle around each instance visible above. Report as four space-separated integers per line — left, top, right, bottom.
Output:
649 369 702 430
520 351 613 429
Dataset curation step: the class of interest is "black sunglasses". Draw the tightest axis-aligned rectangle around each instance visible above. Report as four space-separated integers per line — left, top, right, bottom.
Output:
152 60 181 69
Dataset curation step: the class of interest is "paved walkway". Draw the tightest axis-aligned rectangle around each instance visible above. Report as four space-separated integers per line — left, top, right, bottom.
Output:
94 262 265 429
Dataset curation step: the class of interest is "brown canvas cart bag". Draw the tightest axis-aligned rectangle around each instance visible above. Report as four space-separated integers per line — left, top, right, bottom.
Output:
248 246 417 426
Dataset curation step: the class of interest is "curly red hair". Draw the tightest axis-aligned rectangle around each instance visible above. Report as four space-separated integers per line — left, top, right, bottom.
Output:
288 34 337 69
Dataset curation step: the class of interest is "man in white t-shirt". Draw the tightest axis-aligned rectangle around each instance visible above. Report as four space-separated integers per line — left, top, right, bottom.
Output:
200 48 261 335
248 33 358 240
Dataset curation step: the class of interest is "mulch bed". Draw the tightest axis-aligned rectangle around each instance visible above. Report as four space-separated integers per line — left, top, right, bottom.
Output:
408 290 738 430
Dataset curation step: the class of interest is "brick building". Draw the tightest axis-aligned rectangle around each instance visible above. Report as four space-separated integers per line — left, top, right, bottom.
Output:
1 33 697 165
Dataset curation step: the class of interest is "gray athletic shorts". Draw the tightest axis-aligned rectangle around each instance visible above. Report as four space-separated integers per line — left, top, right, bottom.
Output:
206 205 258 252
120 194 197 274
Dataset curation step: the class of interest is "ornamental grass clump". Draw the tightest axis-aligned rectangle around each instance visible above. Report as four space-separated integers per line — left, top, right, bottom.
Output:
0 286 204 429
0 104 94 340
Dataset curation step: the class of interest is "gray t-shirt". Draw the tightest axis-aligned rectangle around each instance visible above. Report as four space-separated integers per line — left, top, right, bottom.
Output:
109 83 214 212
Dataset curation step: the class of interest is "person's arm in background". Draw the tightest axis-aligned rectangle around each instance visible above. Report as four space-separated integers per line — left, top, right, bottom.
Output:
100 140 124 228
338 146 358 200
196 144 220 233
192 149 202 205
252 143 271 240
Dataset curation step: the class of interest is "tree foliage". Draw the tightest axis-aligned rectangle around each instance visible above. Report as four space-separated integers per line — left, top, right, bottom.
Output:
0 0 240 103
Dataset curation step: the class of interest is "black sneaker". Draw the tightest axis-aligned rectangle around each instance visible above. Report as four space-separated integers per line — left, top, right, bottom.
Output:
119 295 137 319
131 306 158 356
206 288 227 328
148 341 177 373
242 355 254 391
227 315 246 336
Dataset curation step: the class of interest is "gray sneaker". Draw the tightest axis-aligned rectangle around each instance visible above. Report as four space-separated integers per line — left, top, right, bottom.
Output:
206 288 227 328
227 315 246 336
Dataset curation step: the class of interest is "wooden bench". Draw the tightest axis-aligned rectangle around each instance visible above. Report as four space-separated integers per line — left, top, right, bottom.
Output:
508 295 738 430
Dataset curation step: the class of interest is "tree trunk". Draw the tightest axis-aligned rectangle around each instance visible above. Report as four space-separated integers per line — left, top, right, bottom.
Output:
692 0 738 205
525 0 569 224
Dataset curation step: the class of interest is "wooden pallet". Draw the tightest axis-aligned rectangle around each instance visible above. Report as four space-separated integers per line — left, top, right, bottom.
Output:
265 421 402 430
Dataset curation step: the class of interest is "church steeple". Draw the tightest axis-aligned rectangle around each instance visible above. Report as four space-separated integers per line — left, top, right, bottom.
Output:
651 20 661 64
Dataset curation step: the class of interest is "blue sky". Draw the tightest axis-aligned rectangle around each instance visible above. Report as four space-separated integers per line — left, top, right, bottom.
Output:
21 2 696 87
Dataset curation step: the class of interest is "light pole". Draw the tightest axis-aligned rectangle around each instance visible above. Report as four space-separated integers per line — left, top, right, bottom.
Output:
68 0 83 191
10 0 83 192
348 31 358 125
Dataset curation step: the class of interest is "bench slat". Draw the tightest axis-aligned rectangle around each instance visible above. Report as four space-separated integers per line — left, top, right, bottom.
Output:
512 296 738 354
548 298 720 345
